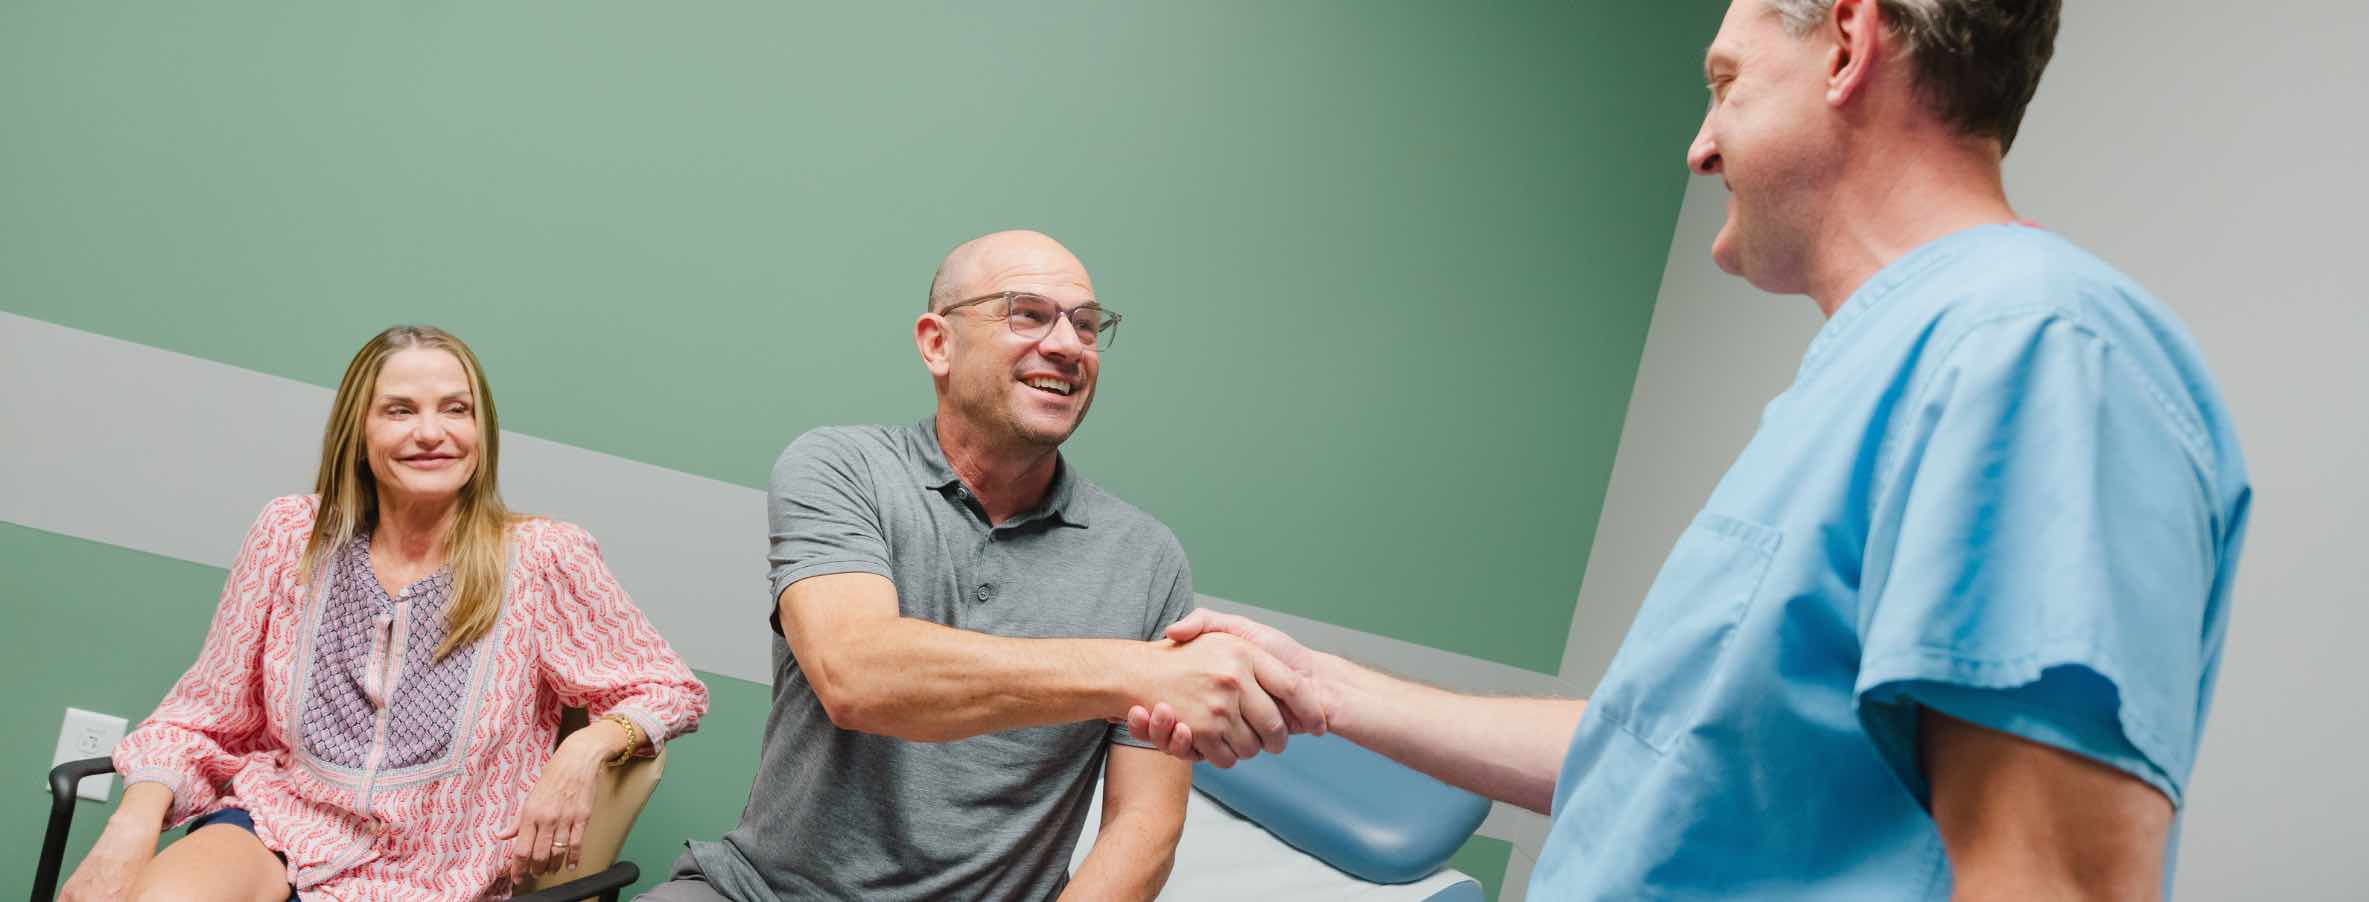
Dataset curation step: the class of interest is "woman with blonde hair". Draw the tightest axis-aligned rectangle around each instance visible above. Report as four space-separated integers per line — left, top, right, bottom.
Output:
60 325 709 901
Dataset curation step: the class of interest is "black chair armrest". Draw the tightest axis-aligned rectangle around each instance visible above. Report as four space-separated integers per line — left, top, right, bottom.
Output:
50 757 120 804
35 756 121 902
506 861 641 902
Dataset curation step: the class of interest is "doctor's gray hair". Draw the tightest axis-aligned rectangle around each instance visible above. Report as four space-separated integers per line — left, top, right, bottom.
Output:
1763 0 2061 153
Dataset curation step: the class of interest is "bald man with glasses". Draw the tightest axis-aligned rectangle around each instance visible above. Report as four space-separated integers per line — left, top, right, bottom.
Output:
641 230 1322 902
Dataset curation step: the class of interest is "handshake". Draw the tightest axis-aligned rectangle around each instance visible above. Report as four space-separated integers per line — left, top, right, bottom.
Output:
1125 610 1337 767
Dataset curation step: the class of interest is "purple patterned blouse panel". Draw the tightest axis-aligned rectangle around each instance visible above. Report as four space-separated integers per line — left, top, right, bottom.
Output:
296 535 484 773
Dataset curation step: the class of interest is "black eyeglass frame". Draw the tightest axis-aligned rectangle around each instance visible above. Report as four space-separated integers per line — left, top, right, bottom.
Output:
936 291 1121 351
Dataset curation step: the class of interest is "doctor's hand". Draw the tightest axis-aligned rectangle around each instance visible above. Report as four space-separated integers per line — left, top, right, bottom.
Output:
1134 632 1322 767
1129 610 1338 764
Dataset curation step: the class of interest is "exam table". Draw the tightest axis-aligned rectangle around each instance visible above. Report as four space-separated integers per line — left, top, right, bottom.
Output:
1072 733 1492 901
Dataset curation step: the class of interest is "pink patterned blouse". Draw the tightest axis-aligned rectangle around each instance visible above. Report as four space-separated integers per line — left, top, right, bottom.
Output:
114 495 708 900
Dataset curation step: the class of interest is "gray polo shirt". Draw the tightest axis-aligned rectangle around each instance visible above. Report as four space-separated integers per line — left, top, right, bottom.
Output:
681 419 1194 902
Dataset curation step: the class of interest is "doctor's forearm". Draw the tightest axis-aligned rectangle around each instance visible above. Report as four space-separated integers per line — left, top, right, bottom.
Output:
1323 654 1586 815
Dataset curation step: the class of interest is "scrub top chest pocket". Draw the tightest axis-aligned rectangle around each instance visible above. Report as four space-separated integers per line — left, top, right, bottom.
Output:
1589 512 1783 756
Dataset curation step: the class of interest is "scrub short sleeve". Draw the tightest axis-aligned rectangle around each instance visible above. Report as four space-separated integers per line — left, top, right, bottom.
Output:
767 430 894 624
1854 313 2223 808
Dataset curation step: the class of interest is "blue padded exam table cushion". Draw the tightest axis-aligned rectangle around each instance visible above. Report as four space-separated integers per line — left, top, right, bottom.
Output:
1191 732 1492 885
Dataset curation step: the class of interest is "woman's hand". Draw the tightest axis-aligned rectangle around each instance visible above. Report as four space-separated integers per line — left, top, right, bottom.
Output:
497 720 627 881
58 820 161 902
60 782 171 902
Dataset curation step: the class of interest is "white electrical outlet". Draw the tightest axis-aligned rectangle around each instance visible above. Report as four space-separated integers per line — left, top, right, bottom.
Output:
51 708 127 802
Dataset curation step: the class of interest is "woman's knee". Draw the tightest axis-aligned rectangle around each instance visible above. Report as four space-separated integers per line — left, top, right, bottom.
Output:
130 824 285 902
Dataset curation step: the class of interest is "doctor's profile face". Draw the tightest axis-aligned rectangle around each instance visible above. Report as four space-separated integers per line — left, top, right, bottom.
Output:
1688 0 1850 295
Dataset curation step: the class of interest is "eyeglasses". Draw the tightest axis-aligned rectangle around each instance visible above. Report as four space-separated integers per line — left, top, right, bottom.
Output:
936 291 1121 351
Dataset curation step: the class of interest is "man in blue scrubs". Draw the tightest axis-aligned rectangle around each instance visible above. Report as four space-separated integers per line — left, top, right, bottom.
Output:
1132 0 2249 897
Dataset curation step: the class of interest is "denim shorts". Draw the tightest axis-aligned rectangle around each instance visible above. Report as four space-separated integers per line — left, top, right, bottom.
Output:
185 807 300 902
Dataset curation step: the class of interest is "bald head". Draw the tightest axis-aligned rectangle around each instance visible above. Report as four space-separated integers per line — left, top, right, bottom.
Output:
927 230 1093 312
916 228 1103 455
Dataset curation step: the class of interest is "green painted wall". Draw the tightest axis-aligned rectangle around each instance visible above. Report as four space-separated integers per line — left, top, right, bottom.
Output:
1447 836 1516 902
2 525 1511 897
0 0 1720 674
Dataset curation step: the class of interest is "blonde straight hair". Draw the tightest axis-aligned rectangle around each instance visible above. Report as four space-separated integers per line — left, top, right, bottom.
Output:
301 325 518 660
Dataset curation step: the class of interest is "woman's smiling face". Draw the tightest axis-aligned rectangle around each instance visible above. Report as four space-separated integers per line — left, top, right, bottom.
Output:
363 347 481 507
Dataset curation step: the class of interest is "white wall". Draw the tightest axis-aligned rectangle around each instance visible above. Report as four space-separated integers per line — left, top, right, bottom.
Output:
1566 1 2369 897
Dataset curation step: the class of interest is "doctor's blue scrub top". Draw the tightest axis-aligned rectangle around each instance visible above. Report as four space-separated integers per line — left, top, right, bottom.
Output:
1530 224 2250 899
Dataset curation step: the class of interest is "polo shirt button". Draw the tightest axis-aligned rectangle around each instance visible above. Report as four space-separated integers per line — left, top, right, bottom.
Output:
975 583 993 602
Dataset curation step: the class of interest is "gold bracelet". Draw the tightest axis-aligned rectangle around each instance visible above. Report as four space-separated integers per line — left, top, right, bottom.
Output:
596 714 644 768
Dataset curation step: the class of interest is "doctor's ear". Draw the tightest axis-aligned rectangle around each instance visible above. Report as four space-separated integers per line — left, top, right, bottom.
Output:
1824 0 1887 107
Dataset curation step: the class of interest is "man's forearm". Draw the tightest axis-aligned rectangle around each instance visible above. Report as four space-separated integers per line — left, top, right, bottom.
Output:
1322 653 1586 815
1060 807 1182 902
811 616 1142 741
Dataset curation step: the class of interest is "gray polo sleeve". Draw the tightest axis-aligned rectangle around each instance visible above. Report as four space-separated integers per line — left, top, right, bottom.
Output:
767 429 894 612
1112 532 1197 749
1152 539 1196 635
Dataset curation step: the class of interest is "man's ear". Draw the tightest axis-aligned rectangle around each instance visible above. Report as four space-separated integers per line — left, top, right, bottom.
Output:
915 313 954 378
1826 0 1886 108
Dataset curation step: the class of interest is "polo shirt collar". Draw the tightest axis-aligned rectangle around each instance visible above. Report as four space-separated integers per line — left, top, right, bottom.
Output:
908 418 1090 529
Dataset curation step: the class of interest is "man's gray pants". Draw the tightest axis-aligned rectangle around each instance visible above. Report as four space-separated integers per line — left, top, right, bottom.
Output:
629 851 737 902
